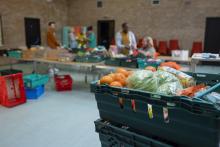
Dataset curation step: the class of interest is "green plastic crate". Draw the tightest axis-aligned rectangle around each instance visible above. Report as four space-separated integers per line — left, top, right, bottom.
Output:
95 119 173 147
23 74 49 88
0 69 22 76
7 50 22 59
92 72 220 147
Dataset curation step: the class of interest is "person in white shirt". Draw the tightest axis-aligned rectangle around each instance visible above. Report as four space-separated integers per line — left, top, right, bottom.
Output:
116 23 137 55
69 28 78 49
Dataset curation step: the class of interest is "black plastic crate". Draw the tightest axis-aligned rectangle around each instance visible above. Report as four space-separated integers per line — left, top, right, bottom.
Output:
120 58 138 68
105 58 121 66
91 72 220 147
0 49 8 56
0 69 23 76
95 119 173 147
105 57 138 68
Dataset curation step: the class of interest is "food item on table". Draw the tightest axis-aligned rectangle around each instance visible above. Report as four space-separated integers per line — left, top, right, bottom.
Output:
110 81 123 87
157 81 183 95
177 84 207 98
116 68 129 77
100 76 114 85
127 70 183 95
127 70 158 92
145 66 156 72
161 62 181 70
108 73 116 80
158 66 195 88
114 73 126 86
156 70 183 95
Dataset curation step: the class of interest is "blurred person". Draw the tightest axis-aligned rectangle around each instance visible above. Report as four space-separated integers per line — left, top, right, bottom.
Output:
69 28 78 49
47 21 60 49
139 36 156 58
87 26 97 48
116 23 137 55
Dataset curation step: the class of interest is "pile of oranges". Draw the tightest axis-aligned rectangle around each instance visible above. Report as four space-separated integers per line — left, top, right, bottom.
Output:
100 68 133 87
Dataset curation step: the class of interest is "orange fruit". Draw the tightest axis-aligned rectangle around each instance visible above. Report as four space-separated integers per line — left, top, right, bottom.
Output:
114 73 126 81
114 73 126 86
145 66 156 72
108 73 116 80
100 76 114 85
116 68 129 77
110 81 123 87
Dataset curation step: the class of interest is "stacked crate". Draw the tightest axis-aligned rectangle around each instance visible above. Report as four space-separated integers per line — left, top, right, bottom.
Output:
91 72 220 147
23 74 49 99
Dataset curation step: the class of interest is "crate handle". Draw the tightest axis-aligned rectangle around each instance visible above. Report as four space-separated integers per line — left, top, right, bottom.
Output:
195 83 220 98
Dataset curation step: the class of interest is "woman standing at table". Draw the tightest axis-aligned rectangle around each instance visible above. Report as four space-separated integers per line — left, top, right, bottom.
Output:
87 26 97 48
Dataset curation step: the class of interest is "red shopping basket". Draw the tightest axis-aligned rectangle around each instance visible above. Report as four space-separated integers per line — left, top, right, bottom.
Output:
54 75 73 91
0 73 26 107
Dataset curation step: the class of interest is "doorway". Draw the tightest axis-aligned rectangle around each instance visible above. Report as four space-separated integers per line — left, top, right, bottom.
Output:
204 17 220 54
97 20 115 49
24 17 41 48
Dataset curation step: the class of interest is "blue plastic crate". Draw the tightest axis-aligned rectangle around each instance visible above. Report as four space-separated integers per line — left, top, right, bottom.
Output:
25 85 45 99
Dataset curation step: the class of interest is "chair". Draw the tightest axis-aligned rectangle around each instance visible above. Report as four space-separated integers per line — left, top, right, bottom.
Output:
191 41 203 55
158 41 168 55
169 39 180 55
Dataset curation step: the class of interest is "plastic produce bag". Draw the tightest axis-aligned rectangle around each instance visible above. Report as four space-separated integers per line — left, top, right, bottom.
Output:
156 70 183 95
127 70 158 92
157 81 183 95
127 70 183 95
158 66 195 88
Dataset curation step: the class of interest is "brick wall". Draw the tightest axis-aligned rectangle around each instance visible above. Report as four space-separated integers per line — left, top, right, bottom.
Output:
68 0 220 50
0 0 68 49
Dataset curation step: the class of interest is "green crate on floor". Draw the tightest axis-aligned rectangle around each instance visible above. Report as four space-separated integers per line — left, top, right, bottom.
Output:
23 74 49 89
7 50 22 59
91 72 220 147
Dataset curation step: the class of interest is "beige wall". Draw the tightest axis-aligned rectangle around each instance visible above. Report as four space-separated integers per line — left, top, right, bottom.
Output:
0 0 68 49
68 0 220 50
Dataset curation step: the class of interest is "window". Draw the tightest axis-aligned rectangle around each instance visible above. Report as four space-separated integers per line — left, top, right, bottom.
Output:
97 0 103 8
152 0 160 5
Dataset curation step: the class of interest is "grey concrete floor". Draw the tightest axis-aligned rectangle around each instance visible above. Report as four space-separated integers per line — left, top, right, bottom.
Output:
0 62 219 147
0 63 100 147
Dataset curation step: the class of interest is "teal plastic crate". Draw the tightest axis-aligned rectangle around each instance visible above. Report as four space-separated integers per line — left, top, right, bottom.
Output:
24 74 49 89
95 119 173 147
137 58 163 69
92 72 220 147
7 50 22 59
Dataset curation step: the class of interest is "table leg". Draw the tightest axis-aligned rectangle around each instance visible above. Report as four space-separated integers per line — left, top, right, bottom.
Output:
191 59 198 72
32 61 37 73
